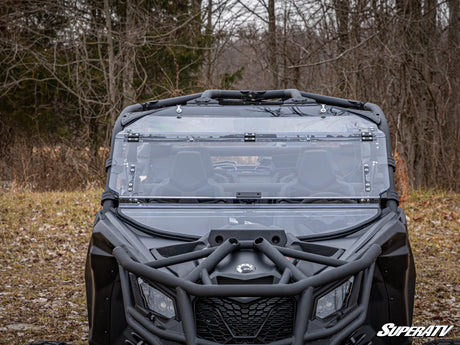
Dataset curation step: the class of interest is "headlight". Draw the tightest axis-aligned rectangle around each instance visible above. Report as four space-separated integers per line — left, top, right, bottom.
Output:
138 277 176 319
315 277 354 319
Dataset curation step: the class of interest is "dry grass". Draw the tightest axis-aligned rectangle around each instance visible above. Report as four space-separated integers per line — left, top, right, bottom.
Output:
0 189 458 345
0 189 101 345
394 151 410 202
405 190 460 344
0 140 107 192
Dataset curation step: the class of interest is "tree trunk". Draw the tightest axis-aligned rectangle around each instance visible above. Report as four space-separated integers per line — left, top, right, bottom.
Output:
448 0 459 47
104 0 117 132
268 0 279 89
122 0 137 108
205 0 213 85
333 0 350 94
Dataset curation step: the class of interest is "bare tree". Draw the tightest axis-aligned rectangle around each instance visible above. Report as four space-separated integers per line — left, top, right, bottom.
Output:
1 0 458 191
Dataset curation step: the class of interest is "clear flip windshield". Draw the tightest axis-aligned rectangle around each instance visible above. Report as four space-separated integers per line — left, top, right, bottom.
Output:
109 116 389 201
118 206 380 237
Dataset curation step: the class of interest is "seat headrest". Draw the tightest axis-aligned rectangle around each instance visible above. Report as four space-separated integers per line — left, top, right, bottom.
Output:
297 150 338 189
138 143 172 160
200 148 215 175
170 151 208 190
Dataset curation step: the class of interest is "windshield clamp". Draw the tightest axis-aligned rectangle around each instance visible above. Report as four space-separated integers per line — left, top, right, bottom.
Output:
127 164 136 192
127 132 140 142
244 133 256 142
364 164 371 192
361 132 373 141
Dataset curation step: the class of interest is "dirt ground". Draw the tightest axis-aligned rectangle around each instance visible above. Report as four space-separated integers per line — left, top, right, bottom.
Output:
0 189 458 345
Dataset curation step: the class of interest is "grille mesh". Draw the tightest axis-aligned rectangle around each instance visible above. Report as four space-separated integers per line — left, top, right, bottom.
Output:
195 296 296 344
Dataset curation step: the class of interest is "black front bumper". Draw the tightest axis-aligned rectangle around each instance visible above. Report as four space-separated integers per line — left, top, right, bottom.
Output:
113 237 381 345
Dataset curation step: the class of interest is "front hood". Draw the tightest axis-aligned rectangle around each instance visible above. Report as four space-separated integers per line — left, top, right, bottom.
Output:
150 228 346 283
105 208 410 345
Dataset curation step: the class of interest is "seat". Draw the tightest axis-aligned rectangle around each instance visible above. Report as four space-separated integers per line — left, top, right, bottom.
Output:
280 150 353 198
154 151 224 197
137 143 173 183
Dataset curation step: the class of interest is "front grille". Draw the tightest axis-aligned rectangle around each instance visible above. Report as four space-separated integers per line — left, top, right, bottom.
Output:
195 296 296 344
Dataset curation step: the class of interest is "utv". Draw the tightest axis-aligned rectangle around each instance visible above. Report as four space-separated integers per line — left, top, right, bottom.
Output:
85 90 416 345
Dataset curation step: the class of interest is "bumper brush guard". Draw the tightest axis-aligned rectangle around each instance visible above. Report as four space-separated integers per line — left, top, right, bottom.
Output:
113 236 381 345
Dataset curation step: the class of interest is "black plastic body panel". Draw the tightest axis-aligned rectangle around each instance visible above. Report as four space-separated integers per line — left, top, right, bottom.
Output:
85 208 415 345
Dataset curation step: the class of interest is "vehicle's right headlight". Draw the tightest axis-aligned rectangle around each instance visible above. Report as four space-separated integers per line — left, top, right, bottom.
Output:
315 277 354 319
138 277 176 319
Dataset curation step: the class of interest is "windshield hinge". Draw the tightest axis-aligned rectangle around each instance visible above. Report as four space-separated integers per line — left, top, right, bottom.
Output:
244 133 256 142
127 132 140 142
361 132 373 141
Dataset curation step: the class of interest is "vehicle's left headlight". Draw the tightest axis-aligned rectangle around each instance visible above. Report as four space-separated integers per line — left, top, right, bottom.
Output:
138 277 176 319
315 277 354 319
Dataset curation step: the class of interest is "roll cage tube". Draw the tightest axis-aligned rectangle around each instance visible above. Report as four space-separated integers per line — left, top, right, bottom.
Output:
101 90 398 211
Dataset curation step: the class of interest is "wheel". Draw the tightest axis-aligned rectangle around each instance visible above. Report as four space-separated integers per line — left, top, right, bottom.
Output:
423 340 460 345
26 342 70 345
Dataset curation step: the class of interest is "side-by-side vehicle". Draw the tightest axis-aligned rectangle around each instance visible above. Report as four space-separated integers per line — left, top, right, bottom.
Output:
84 89 416 345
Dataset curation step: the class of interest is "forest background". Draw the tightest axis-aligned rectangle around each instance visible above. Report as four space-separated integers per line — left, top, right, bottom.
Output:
0 1 459 344
0 0 459 192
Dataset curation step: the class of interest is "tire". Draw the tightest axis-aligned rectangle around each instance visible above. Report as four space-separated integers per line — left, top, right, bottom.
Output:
423 340 460 345
27 342 70 345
